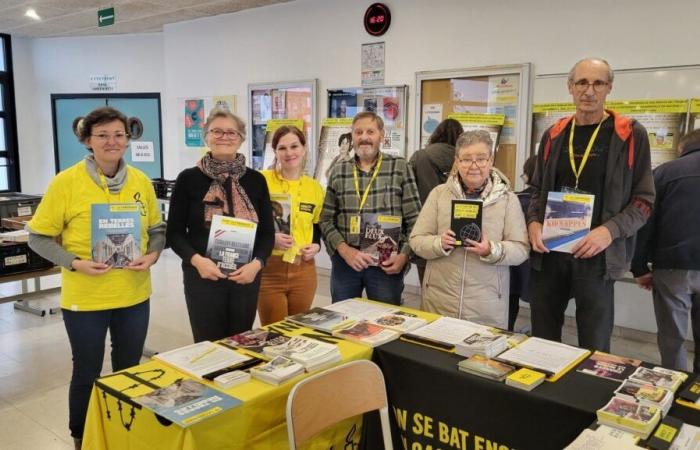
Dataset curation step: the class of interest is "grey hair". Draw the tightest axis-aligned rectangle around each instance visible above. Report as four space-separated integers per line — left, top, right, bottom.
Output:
567 58 615 83
352 111 385 131
455 129 494 155
203 108 247 140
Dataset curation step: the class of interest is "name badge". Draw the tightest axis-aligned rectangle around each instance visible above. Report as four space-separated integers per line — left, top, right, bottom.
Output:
349 215 361 235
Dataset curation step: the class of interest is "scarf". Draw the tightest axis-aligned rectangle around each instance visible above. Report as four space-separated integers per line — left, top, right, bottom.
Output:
196 152 258 224
84 154 128 194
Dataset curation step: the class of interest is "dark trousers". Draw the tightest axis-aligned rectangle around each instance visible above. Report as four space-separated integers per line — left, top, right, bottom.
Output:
330 253 404 305
63 300 150 439
183 266 260 342
529 252 615 352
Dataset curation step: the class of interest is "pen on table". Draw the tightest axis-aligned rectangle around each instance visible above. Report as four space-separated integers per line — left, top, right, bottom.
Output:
189 346 217 364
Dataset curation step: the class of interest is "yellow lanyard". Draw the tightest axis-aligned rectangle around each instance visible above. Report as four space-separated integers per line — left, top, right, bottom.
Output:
97 169 122 202
568 117 605 189
353 153 383 212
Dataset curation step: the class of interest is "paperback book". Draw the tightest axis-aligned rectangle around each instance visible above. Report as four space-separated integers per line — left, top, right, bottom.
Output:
270 193 292 235
542 192 595 253
360 214 401 265
402 316 490 350
506 368 546 391
457 354 515 381
629 366 688 393
262 336 341 372
365 311 428 333
565 425 640 450
250 356 305 385
596 396 661 439
134 379 242 427
451 199 483 246
615 379 673 416
205 215 257 275
287 307 353 333
91 203 141 267
455 332 508 359
577 351 642 382
219 328 291 356
332 320 400 347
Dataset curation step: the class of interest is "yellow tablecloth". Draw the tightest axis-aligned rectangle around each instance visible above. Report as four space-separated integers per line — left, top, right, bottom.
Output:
82 302 438 450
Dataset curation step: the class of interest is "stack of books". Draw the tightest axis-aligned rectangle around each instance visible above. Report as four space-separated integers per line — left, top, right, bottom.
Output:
614 379 674 416
628 366 688 393
287 307 353 333
332 321 400 347
457 355 515 381
505 368 546 391
263 336 341 372
596 396 661 439
250 356 305 385
565 425 640 450
323 299 428 333
455 332 508 358
220 328 291 357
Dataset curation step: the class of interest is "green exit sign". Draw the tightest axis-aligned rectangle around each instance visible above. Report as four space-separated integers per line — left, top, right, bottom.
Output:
98 7 115 27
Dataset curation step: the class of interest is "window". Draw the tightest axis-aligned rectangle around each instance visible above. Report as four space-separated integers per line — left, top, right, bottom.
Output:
0 34 20 191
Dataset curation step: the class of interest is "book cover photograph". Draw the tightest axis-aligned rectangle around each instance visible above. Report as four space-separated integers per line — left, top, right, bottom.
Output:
451 200 483 246
134 379 242 427
542 192 595 253
332 320 399 347
359 214 401 265
91 203 141 268
314 118 354 188
577 351 642 382
287 307 352 333
270 193 291 235
220 328 291 355
205 215 257 275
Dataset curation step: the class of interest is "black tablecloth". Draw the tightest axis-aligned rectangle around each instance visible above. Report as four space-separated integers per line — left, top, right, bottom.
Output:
361 339 700 450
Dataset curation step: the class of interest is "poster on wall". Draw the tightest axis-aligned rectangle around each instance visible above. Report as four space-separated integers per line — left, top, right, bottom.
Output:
185 99 205 147
690 99 700 131
447 113 505 154
531 103 576 154
486 75 519 145
606 99 688 168
420 104 443 148
326 85 408 157
260 119 305 171
315 118 354 188
361 42 385 87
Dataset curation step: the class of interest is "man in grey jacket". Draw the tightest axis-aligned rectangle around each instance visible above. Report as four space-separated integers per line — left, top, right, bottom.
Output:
527 58 655 352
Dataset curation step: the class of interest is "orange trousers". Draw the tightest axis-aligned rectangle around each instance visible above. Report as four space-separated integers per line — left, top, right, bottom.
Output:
257 256 318 326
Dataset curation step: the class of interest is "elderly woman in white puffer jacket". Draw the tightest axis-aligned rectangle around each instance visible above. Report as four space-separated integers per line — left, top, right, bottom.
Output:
409 130 530 329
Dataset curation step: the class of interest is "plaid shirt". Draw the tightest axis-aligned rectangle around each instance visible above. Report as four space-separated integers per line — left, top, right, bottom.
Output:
319 152 421 255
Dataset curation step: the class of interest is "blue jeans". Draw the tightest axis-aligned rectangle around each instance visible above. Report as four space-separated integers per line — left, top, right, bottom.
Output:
63 300 150 439
330 253 405 305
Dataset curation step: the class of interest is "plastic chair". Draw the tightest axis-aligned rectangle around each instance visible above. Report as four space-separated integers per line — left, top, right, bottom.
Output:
286 359 393 449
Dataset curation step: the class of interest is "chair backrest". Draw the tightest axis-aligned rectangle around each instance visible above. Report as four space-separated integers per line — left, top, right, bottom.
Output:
286 359 393 449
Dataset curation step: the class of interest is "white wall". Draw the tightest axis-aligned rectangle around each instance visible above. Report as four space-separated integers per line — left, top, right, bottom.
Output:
12 0 700 332
12 32 164 194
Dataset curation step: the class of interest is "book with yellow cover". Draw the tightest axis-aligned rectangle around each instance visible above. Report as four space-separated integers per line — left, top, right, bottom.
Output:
506 368 545 391
596 396 661 439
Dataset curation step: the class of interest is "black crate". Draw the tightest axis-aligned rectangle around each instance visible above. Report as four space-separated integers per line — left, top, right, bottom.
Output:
0 242 54 275
151 179 175 200
0 193 42 219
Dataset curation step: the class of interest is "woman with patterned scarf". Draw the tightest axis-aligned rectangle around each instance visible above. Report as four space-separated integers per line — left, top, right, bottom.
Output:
167 109 274 342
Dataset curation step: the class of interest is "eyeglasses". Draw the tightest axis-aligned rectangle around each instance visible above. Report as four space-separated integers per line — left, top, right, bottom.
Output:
208 128 242 140
571 79 610 93
91 133 129 143
458 157 490 168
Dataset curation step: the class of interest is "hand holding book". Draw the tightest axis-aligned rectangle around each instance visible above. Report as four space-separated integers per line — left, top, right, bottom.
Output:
124 251 159 271
71 258 112 276
464 231 491 257
190 253 227 281
570 225 612 259
380 252 408 275
228 259 263 284
441 230 456 251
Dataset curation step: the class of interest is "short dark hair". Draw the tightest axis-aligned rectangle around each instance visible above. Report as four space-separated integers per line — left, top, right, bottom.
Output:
522 154 537 181
352 111 384 131
338 132 352 146
678 129 700 155
271 125 306 149
428 119 464 146
78 107 129 149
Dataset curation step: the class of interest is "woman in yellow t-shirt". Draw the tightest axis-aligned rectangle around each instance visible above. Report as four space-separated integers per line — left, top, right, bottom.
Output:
258 126 324 325
27 107 165 448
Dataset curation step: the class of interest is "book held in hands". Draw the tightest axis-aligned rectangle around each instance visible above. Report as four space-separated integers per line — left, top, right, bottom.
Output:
360 214 401 265
451 199 483 246
205 215 257 275
91 203 141 267
542 192 594 253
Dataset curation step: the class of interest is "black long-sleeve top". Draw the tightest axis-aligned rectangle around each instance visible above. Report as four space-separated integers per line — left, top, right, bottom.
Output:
166 166 275 269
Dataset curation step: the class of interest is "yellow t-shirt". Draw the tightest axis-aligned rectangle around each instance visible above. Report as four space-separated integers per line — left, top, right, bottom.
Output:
28 160 162 311
261 170 324 261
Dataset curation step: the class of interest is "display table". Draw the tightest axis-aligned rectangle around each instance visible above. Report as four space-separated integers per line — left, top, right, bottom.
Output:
82 323 373 450
364 339 700 450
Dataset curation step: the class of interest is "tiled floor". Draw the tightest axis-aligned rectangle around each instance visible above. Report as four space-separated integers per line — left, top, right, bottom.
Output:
0 250 678 449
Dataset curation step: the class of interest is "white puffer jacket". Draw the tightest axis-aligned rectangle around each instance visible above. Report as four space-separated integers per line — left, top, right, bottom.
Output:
409 168 529 328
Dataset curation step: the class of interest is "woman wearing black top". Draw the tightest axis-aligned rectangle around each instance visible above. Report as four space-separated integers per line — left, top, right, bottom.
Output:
167 109 274 342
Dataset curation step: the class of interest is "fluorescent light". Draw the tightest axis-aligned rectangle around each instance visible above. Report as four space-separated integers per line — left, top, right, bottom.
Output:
25 8 41 20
